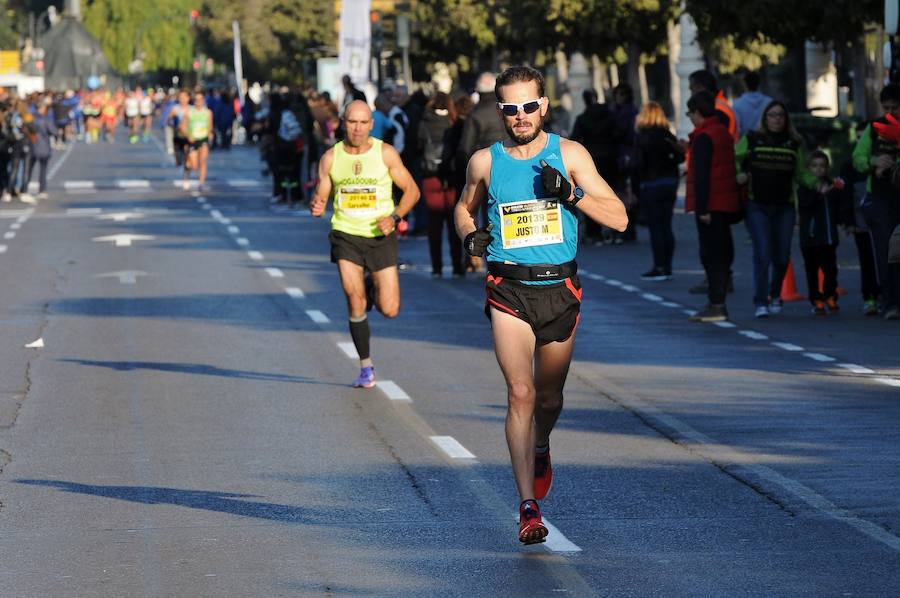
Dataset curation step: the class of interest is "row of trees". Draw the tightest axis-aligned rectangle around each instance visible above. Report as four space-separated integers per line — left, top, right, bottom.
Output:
0 0 887 86
417 0 883 76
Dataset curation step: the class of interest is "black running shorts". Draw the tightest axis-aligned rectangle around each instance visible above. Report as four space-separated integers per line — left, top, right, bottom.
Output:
484 274 583 343
329 230 399 272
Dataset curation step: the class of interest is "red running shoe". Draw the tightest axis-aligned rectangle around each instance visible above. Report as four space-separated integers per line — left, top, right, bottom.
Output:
534 448 553 500
518 500 548 545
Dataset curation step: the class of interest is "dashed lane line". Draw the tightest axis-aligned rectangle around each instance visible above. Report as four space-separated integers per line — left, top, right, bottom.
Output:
9 223 20 230
116 179 151 189
430 436 476 459
247 251 264 261
236 238 250 246
285 287 305 299
305 310 329 324
378 380 412 402
804 353 836 363
738 330 769 340
227 226 240 235
838 364 875 375
582 270 900 389
337 342 359 359
3 232 14 240
772 342 804 352
265 267 284 279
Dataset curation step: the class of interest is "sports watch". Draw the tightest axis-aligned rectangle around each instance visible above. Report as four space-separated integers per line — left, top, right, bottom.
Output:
571 186 584 205
391 213 402 225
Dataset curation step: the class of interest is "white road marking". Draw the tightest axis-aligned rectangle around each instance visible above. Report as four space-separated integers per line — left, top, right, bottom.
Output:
236 238 250 246
585 273 605 281
430 436 475 459
620 284 639 292
117 179 151 189
713 321 737 328
3 232 14 240
9 223 20 230
541 519 582 553
337 342 359 359
97 212 144 222
227 179 263 187
285 287 305 299
46 139 75 180
227 226 240 234
0 245 7 253
202 204 212 211
683 309 697 316
738 330 769 340
804 353 836 362
64 180 95 190
92 234 155 247
24 337 43 348
264 267 284 278
68 208 102 216
605 279 623 286
379 380 412 402
247 251 264 261
642 293 663 301
305 310 329 323
772 342 804 352
195 196 206 203
660 301 682 308
219 217 231 225
875 377 900 388
94 270 149 285
838 363 875 375
210 210 222 219
27 181 38 193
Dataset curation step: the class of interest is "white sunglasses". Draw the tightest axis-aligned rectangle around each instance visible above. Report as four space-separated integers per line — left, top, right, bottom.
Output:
497 98 544 116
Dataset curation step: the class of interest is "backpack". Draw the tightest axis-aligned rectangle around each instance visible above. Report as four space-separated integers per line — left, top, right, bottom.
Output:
277 110 302 142
422 125 443 176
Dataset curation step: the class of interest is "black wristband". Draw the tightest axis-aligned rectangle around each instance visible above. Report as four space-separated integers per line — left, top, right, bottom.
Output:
391 213 402 225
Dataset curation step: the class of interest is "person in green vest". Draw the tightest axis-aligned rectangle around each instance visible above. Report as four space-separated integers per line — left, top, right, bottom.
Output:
309 100 420 388
852 83 900 320
735 100 820 318
180 90 214 191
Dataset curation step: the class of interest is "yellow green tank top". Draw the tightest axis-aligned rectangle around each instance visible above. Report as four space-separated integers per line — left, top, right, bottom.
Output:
330 139 395 238
188 107 210 140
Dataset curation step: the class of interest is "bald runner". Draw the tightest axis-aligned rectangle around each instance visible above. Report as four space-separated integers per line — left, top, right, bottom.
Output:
310 100 420 388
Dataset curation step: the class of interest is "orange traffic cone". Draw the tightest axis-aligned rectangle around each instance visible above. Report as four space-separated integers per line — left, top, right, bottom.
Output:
781 259 805 302
818 268 846 296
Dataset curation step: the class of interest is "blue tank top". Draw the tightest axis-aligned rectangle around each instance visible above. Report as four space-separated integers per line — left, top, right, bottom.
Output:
486 133 578 285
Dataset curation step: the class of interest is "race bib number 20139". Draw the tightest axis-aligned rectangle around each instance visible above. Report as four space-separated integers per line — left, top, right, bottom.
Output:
500 199 563 249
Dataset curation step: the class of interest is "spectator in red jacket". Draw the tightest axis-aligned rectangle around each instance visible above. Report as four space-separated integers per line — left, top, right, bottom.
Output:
685 91 742 322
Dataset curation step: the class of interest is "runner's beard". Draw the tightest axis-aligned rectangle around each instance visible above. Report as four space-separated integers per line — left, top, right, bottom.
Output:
505 114 544 145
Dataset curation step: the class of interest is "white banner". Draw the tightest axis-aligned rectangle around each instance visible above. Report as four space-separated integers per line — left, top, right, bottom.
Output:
232 20 245 108
338 0 371 89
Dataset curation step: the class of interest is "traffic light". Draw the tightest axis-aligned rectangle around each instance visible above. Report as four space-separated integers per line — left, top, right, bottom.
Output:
370 10 383 50
189 8 199 25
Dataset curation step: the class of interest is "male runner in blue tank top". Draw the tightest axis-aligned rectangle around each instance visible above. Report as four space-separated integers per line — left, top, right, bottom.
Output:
455 66 628 545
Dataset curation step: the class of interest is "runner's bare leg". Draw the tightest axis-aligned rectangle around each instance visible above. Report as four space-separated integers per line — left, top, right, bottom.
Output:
491 307 538 501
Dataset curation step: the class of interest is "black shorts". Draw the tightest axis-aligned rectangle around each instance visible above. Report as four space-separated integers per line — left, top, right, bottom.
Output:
329 230 398 272
189 138 208 151
484 274 582 343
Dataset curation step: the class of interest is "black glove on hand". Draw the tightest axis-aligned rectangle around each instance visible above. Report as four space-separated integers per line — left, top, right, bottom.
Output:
464 223 494 257
540 159 573 202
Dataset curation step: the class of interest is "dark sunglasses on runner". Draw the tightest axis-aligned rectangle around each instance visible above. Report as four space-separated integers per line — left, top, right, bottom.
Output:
497 98 544 117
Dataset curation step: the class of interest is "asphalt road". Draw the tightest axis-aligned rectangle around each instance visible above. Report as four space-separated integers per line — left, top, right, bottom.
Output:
0 134 898 597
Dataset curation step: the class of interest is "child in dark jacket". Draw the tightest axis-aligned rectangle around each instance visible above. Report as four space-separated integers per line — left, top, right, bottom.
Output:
798 150 843 314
